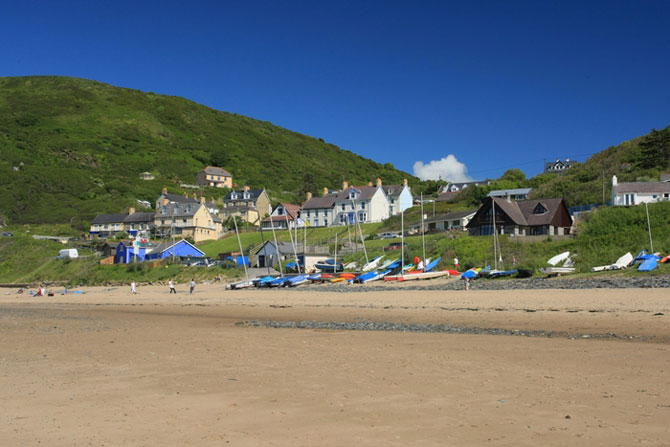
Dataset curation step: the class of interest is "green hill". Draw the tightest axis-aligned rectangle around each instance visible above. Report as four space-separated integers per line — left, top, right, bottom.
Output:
0 76 418 225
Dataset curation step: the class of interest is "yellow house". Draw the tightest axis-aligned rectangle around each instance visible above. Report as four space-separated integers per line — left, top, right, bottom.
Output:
196 166 232 188
154 198 222 243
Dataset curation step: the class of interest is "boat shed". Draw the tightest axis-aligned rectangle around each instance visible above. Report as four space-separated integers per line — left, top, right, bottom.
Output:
145 239 205 261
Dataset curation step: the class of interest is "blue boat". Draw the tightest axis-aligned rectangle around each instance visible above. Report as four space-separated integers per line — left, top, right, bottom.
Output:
424 257 441 272
315 259 344 273
286 275 308 287
638 256 660 272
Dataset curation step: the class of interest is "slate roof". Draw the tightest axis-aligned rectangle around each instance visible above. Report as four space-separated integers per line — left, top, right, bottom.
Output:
202 166 231 176
488 188 533 197
486 197 568 227
148 239 204 256
91 213 129 225
224 189 265 201
156 203 201 218
123 212 155 223
262 203 301 222
162 193 199 204
382 184 407 198
253 240 296 255
334 186 379 201
302 193 338 210
613 182 670 194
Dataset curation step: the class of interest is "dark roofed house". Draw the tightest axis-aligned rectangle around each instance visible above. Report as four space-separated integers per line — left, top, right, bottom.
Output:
89 207 154 239
196 166 232 188
544 158 575 174
381 178 413 215
222 186 271 226
301 190 339 227
467 197 573 237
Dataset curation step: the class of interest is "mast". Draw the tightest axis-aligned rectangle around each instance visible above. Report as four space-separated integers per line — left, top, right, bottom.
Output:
645 202 654 253
401 209 405 278
420 193 426 269
352 198 369 264
285 214 301 274
492 198 497 270
233 215 249 281
334 233 338 272
258 220 271 276
269 206 283 277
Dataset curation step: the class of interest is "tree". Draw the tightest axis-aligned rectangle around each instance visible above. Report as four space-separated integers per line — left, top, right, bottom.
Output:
639 127 670 170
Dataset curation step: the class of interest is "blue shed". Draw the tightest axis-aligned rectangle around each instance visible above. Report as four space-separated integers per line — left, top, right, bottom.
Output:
114 241 149 264
145 239 205 261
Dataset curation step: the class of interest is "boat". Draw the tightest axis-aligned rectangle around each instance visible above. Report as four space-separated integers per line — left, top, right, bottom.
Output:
638 255 660 272
361 256 383 272
338 272 357 280
661 254 670 264
394 270 451 281
315 259 344 273
267 276 290 287
286 275 309 287
343 261 358 270
539 266 576 276
306 273 322 282
591 252 634 272
547 251 570 266
228 279 255 289
461 268 480 280
253 276 276 287
353 271 385 283
488 269 519 278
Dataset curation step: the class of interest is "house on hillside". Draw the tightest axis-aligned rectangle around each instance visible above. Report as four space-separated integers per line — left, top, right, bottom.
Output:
89 207 155 239
196 166 232 189
412 210 477 233
382 179 413 215
487 188 532 201
139 172 155 180
154 197 222 242
544 158 575 174
114 240 156 264
467 197 573 236
222 187 272 226
333 179 390 225
301 188 339 227
611 175 670 206
261 202 302 230
440 180 490 194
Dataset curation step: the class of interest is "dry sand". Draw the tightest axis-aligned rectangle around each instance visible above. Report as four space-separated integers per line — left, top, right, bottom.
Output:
1 282 669 446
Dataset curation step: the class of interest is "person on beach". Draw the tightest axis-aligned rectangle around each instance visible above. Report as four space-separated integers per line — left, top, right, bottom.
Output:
463 274 470 291
168 279 176 294
130 281 137 294
454 256 459 271
189 278 196 294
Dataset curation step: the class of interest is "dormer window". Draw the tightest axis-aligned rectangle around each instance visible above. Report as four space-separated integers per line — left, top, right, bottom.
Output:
174 205 179 213
243 192 250 199
349 190 358 200
186 205 191 213
533 204 547 214
161 206 167 214
231 192 238 200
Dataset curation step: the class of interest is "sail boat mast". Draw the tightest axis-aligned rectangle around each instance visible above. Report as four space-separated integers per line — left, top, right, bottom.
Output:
492 198 497 270
233 216 249 281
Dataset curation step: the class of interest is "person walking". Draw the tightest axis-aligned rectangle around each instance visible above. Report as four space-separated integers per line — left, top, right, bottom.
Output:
168 279 176 294
454 256 459 271
463 274 470 291
130 281 137 294
189 278 196 294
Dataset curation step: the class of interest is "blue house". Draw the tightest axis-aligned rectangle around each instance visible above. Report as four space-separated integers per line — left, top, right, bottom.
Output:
114 241 149 264
145 239 205 261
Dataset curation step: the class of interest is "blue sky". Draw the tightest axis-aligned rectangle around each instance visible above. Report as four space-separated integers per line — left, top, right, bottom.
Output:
3 1 669 182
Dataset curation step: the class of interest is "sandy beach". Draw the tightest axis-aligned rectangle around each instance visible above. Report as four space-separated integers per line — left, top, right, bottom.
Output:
1 282 668 446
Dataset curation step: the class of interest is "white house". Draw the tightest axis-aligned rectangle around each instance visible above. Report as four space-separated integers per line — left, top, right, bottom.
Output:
301 188 338 227
611 175 670 206
488 188 533 201
382 179 413 215
333 179 390 225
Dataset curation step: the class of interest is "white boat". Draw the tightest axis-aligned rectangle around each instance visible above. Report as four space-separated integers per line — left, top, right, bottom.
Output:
539 266 576 276
591 252 634 272
228 279 255 289
394 270 451 281
547 251 570 266
362 255 383 272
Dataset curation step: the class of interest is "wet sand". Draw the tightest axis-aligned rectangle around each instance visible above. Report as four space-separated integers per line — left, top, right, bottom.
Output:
1 283 669 446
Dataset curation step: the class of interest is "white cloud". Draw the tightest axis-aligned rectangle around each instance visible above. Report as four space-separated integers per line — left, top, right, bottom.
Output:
413 154 473 182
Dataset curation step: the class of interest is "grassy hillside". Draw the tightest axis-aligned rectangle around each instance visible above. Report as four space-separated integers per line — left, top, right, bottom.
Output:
0 76 419 225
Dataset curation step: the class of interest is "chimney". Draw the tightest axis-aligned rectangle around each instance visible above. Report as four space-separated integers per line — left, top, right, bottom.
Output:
210 197 214 203
342 180 348 190
612 175 618 186
306 192 313 201
162 198 169 206
368 181 373 186
192 192 197 200
323 187 329 196
162 187 168 195
200 196 206 204
403 178 408 187
183 191 188 198
566 157 570 162
376 177 382 187
128 206 135 215
243 185 250 192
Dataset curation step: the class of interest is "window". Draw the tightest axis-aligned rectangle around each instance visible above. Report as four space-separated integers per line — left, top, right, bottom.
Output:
358 212 367 221
314 219 319 226
161 206 167 214
341 204 345 211
532 204 547 214
231 193 237 200
307 211 311 217
183 219 187 223
277 207 283 215
243 192 250 199
186 205 191 213
174 205 179 213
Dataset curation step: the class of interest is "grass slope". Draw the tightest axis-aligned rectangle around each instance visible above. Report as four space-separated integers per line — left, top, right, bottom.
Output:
0 76 418 225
